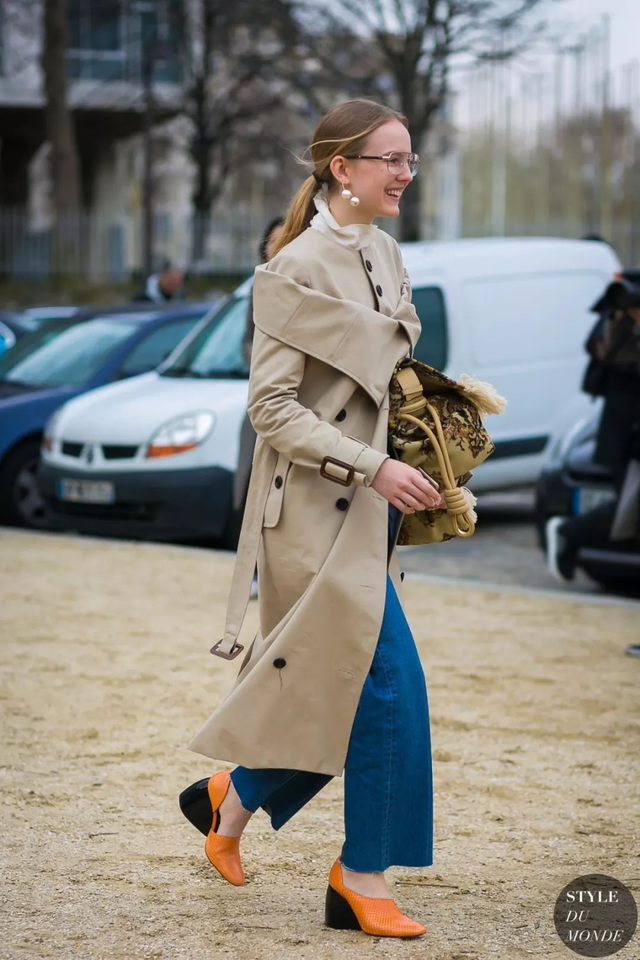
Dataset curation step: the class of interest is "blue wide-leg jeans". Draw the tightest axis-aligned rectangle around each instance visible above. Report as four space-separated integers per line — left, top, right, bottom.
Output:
229 503 434 872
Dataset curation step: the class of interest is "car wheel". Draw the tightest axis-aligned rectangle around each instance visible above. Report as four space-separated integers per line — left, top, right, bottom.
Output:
0 438 52 529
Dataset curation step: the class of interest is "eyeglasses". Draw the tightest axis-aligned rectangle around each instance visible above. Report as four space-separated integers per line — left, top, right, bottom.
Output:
343 151 420 178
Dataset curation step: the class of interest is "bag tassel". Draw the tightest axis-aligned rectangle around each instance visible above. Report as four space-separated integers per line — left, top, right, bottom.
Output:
458 374 508 418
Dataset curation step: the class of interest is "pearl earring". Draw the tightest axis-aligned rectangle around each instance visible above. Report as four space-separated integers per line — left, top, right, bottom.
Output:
341 183 360 207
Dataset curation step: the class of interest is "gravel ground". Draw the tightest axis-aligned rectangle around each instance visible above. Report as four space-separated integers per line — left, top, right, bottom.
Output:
2 527 639 960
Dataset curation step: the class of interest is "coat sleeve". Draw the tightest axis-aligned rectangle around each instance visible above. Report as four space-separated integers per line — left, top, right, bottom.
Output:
247 326 389 488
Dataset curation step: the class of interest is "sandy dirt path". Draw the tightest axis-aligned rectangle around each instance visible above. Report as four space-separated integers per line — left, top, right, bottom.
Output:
2 528 639 960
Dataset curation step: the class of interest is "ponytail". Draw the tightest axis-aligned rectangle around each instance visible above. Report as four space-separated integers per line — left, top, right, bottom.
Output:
270 174 322 258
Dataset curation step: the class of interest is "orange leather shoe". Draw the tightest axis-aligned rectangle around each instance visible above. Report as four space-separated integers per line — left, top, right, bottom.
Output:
325 858 426 938
204 771 245 885
179 771 245 885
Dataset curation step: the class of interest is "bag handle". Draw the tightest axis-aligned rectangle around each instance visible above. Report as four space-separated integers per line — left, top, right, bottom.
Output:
395 366 475 538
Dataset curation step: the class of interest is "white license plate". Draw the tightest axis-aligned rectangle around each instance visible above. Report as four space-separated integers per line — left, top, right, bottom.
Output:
575 487 616 514
57 479 115 504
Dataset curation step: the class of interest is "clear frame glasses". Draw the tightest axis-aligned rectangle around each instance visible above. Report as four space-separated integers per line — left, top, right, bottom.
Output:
344 151 420 178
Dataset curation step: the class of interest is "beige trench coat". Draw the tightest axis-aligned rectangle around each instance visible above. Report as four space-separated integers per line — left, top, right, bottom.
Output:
188 225 421 777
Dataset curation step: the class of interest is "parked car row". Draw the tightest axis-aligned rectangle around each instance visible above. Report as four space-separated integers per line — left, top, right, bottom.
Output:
2 237 637 589
0 301 215 528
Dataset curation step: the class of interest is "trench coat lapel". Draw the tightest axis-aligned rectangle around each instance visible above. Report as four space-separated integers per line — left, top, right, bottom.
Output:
252 263 419 407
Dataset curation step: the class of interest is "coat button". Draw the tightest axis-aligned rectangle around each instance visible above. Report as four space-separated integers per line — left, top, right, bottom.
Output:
365 259 373 272
336 498 349 511
274 475 283 488
376 284 383 296
400 571 405 582
335 409 347 422
273 657 286 668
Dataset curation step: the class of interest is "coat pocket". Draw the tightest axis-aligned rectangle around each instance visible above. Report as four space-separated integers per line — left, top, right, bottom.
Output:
262 451 293 528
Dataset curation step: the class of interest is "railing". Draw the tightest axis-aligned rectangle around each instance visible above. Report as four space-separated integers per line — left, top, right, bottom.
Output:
1 205 634 282
0 207 282 280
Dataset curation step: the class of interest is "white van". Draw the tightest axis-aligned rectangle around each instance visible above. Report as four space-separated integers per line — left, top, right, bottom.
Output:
400 237 618 490
38 238 618 544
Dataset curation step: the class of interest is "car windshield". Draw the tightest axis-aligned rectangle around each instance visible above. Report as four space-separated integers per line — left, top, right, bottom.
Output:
0 316 139 388
161 295 250 379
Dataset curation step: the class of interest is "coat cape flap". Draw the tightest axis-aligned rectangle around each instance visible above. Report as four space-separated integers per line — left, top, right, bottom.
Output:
252 264 420 407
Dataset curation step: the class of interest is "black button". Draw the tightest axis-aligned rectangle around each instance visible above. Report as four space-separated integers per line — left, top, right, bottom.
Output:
274 475 283 488
375 284 383 296
365 259 373 272
336 498 349 511
335 409 347 422
273 657 286 668
400 571 405 582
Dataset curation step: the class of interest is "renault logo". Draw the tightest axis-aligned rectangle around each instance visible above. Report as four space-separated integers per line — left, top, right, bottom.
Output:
86 445 95 465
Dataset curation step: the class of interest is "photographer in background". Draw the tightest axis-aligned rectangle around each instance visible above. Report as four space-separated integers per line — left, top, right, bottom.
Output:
546 272 640 622
135 259 186 304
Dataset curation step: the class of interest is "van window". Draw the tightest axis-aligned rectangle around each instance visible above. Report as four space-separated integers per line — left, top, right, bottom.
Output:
411 286 448 370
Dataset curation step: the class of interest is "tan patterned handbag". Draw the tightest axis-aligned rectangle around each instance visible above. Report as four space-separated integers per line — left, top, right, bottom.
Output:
388 359 507 546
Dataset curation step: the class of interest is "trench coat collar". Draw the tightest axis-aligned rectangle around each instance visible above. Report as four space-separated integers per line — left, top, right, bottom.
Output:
252 261 420 407
310 194 379 250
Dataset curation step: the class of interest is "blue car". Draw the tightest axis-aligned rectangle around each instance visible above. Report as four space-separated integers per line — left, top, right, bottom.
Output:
0 311 30 358
0 302 214 529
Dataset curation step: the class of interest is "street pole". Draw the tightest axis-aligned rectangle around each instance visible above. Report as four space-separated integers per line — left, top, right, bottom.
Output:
599 15 613 244
142 36 155 278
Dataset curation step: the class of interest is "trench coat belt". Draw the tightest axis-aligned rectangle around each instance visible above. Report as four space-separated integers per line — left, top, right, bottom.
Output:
212 477 270 657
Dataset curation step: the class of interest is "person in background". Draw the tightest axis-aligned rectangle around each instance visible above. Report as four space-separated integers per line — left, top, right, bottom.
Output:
546 270 640 603
135 259 186 304
232 217 285 598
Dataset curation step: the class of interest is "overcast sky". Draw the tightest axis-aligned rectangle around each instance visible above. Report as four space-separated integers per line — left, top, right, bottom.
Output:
554 0 639 69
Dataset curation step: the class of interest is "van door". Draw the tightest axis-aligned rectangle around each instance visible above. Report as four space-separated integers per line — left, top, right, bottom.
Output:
460 268 613 488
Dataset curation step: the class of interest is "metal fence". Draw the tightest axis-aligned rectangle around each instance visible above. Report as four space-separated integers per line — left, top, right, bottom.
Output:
0 207 277 281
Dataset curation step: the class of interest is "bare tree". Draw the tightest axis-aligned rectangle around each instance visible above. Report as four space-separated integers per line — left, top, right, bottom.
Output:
302 0 549 240
174 0 301 261
40 0 82 216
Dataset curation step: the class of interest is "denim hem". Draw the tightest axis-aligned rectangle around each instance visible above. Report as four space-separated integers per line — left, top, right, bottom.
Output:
340 855 434 872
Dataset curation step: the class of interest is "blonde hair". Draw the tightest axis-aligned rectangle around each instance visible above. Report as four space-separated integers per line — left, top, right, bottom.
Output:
271 99 408 257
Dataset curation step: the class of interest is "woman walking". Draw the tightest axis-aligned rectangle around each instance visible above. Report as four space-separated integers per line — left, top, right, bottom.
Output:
181 99 443 939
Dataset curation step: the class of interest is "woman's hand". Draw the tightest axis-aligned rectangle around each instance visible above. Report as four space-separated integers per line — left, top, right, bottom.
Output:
372 458 446 514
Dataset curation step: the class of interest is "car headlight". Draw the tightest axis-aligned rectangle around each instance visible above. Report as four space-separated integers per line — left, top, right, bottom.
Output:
145 411 215 458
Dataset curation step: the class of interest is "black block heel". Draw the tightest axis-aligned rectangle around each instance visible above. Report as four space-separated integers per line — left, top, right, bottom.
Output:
325 884 362 931
179 778 213 836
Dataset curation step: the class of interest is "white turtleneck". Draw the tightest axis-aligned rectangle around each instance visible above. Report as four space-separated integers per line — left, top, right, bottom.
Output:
309 192 378 251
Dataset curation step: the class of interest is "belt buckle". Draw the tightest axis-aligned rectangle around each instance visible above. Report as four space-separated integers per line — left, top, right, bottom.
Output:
210 639 245 660
319 455 355 486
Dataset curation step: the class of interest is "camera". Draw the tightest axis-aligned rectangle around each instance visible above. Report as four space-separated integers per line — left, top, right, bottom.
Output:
591 278 640 314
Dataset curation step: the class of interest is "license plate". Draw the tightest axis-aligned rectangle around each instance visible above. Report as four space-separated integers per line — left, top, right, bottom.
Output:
574 487 616 515
57 479 115 504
